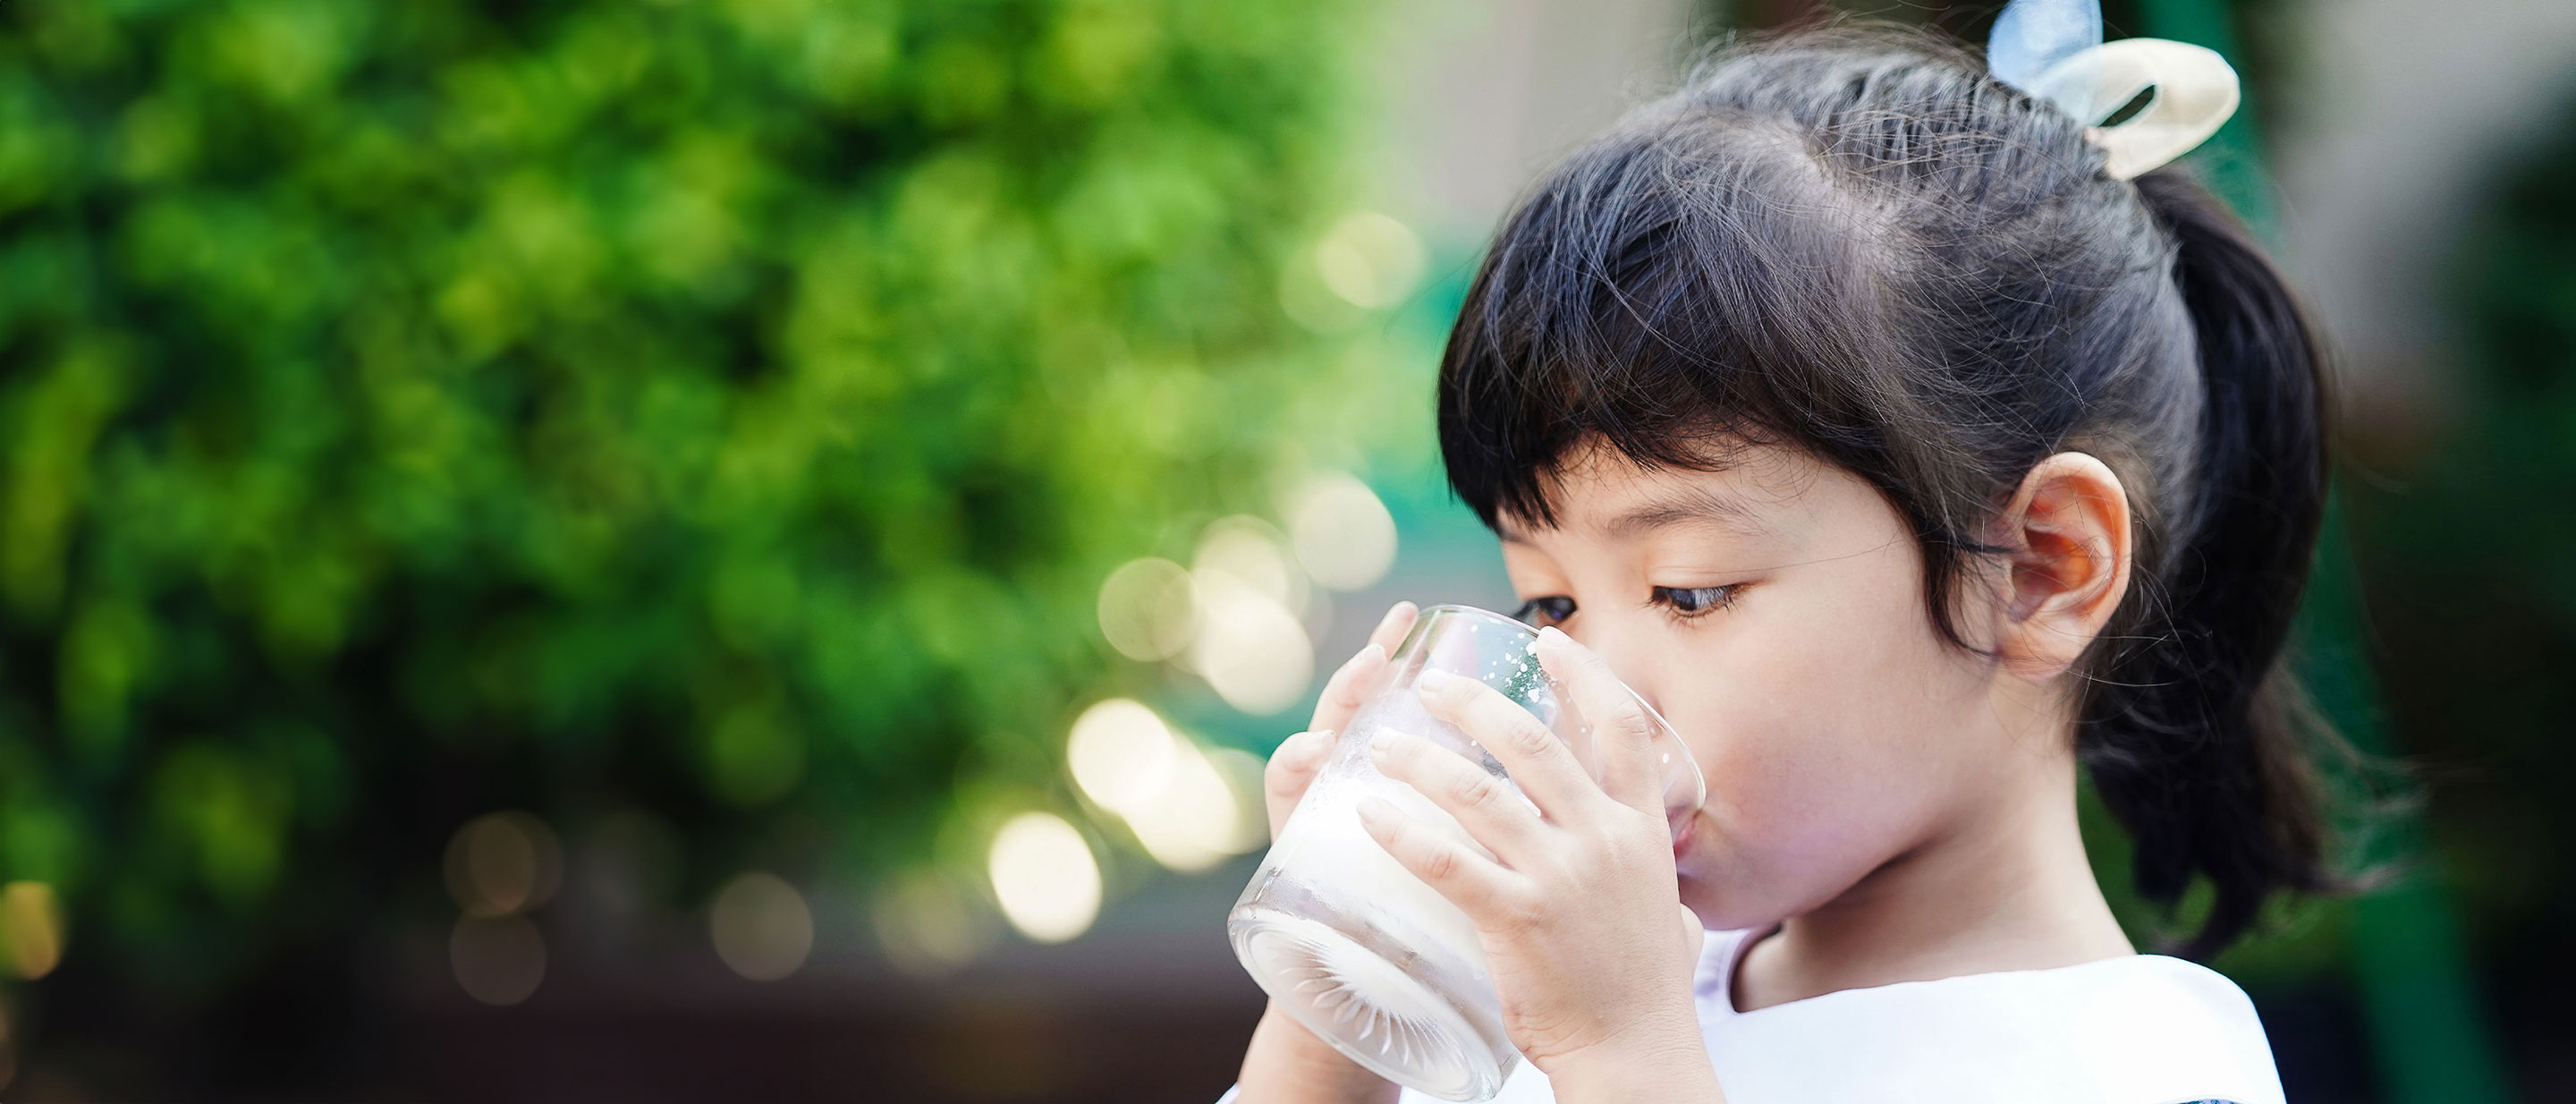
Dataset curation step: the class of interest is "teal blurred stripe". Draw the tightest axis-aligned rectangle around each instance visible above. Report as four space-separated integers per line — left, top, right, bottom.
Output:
2138 1 2519 1100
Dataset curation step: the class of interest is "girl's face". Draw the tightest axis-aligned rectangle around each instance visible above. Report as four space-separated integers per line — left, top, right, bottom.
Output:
1499 437 2040 929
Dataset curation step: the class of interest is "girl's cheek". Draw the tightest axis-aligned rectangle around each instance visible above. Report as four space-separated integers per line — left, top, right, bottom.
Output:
1674 561 1977 907
1679 641 1892 849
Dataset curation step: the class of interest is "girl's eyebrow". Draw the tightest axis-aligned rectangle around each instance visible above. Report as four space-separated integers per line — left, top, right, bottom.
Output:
1600 488 1768 539
1498 488 1767 544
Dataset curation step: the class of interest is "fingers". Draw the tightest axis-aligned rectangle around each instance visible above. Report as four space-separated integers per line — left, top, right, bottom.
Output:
1262 729 1335 841
1367 729 1544 862
1306 645 1385 741
1367 600 1420 656
1415 667 1598 820
1357 794 1517 914
1531 626 1666 816
1305 602 1419 736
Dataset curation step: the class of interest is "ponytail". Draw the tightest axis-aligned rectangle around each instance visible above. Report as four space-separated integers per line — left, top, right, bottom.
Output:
2083 169 2350 960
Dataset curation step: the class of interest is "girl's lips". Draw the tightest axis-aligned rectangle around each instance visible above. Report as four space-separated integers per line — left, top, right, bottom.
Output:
1670 811 1700 862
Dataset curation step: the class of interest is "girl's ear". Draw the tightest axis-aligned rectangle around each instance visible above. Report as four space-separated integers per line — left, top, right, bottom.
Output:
1986 452 2134 682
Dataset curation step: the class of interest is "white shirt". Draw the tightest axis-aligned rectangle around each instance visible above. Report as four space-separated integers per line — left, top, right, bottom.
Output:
1218 926 2287 1104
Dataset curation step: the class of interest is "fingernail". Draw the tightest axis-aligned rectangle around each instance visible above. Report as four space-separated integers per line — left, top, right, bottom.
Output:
1356 794 1396 828
1418 668 1456 692
1536 625 1569 649
1367 731 1396 764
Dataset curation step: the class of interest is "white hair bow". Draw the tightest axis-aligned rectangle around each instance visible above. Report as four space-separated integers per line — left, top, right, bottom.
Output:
1987 0 2241 180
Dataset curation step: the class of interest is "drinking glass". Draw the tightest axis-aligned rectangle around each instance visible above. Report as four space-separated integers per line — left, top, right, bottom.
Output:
1227 604 1706 1102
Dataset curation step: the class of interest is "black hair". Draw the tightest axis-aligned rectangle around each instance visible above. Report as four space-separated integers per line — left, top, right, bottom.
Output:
1436 26 2356 959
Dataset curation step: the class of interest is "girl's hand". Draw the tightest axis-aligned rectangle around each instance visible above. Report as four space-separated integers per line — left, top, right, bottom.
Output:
1358 625 1723 1101
1235 603 1418 1104
1263 601 1418 838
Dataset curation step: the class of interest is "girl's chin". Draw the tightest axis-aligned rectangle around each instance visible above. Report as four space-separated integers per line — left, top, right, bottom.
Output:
1677 879 1728 930
1672 818 1721 896
1671 816 1750 926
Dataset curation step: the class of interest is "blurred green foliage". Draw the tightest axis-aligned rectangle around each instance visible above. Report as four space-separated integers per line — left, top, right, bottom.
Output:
0 0 1404 985
2353 93 2576 1015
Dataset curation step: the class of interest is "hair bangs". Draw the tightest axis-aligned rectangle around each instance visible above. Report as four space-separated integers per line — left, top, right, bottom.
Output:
1437 106 1910 535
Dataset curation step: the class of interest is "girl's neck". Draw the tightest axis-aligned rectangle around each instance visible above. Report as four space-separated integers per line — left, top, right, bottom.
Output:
1731 743 2133 1013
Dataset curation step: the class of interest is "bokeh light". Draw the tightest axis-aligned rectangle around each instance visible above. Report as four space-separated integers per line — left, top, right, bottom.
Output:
1189 517 1315 715
871 870 994 979
443 811 564 918
1117 737 1250 873
1285 471 1399 591
1066 701 1263 871
1192 515 1307 612
450 914 546 1006
1313 211 1426 310
1 883 64 981
1067 699 1179 815
1096 557 1199 661
1189 573 1315 716
709 871 812 982
987 812 1101 944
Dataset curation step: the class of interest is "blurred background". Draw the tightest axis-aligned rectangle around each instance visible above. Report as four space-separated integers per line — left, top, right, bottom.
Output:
0 0 2567 1100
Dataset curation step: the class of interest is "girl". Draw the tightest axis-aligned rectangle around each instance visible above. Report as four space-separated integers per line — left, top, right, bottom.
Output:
1226 21 2351 1104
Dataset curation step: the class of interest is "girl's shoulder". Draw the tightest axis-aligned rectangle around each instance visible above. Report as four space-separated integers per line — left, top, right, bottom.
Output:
1670 926 2288 1104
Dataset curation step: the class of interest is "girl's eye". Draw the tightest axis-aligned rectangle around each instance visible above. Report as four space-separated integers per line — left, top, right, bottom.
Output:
1651 584 1742 619
1512 595 1576 628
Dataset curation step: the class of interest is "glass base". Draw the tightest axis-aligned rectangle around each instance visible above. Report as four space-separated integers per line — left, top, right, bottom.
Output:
1229 906 1510 1102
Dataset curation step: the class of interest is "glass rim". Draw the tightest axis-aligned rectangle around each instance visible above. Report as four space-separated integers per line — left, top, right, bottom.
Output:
1405 603 1679 733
